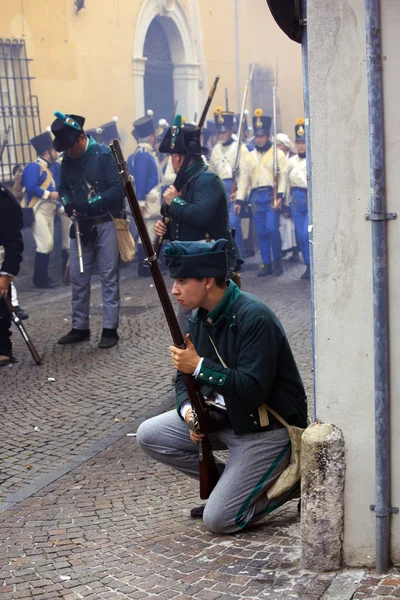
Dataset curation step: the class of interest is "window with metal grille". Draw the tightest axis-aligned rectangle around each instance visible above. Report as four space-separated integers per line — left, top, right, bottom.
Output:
0 38 41 183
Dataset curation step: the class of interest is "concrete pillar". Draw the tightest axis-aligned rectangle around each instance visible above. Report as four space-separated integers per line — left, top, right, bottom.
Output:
301 423 345 571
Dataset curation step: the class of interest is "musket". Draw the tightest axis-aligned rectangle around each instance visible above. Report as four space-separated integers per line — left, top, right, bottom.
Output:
225 87 229 111
272 85 279 209
231 63 254 200
4 296 41 365
154 75 220 257
110 139 220 499
71 210 84 274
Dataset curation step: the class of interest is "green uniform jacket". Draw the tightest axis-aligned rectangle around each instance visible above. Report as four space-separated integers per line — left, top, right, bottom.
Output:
175 281 307 434
169 161 231 243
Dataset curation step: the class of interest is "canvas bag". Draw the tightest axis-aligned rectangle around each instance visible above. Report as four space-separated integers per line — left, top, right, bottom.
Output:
107 209 136 263
208 335 305 500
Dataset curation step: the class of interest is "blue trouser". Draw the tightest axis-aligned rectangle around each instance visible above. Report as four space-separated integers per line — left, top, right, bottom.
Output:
291 188 309 266
224 178 243 254
249 188 281 265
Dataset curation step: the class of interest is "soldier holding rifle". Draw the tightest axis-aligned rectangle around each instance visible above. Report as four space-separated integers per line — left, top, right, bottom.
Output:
235 109 288 277
51 112 125 349
154 117 241 333
0 180 24 366
136 239 307 533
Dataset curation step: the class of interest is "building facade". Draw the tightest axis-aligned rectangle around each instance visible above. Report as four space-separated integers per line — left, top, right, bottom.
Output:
0 0 303 179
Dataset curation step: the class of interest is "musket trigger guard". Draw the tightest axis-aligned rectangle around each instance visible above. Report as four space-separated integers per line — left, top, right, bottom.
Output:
142 253 157 267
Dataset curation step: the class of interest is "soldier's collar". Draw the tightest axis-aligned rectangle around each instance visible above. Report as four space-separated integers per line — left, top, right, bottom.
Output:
199 281 241 325
255 141 272 153
222 137 235 147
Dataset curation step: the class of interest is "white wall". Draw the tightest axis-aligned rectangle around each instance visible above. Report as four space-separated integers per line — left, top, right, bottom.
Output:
308 0 376 566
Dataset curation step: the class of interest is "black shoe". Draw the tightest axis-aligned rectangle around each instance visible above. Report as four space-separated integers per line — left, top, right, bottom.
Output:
190 505 206 519
98 328 119 349
257 263 273 277
273 259 283 276
289 250 300 262
301 265 310 280
57 328 90 345
14 306 29 320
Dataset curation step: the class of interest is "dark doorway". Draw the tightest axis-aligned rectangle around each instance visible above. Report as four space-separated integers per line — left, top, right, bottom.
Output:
143 18 174 124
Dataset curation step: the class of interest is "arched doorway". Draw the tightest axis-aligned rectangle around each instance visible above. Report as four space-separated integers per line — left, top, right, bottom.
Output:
143 18 174 123
132 0 203 121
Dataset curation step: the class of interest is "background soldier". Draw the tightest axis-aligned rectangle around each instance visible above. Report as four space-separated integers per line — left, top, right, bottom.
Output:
154 117 241 334
21 133 61 288
209 107 249 255
236 109 288 277
51 112 125 348
128 111 161 274
0 183 24 366
288 119 309 280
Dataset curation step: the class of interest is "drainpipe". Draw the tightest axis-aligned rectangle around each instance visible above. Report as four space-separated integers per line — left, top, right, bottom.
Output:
300 0 317 419
364 0 398 574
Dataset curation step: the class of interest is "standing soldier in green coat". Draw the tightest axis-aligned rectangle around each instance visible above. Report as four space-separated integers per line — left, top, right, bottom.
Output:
154 117 241 333
137 239 307 533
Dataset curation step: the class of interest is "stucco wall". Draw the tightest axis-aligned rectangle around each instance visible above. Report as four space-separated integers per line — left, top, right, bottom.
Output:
1 0 303 155
308 0 400 566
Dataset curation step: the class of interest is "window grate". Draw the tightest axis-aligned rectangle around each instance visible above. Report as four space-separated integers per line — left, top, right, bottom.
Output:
0 38 42 183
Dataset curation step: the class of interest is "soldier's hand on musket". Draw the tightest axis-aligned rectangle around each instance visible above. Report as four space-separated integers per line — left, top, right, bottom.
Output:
230 190 237 203
169 334 200 374
272 197 283 211
154 220 167 237
163 185 181 206
49 191 59 202
0 275 11 299
184 408 205 444
234 203 241 216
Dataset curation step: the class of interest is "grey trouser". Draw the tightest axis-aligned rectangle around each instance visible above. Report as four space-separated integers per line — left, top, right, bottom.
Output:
136 410 294 534
70 220 120 330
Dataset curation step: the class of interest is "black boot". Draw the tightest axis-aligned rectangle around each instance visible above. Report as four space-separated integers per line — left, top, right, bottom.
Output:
57 328 90 345
301 265 310 280
98 328 119 349
257 263 273 277
273 259 283 276
33 253 59 289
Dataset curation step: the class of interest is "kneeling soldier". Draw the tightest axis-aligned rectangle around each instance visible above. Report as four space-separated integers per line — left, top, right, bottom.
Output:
137 239 307 533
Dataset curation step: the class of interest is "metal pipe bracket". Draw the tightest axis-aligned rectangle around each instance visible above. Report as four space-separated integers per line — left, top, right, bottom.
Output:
365 212 398 221
370 504 399 516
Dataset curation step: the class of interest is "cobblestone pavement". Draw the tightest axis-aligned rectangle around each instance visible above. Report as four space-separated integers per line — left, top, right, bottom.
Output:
2 255 398 599
0 256 313 503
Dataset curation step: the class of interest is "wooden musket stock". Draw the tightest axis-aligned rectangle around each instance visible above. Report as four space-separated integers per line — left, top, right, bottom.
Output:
110 140 220 499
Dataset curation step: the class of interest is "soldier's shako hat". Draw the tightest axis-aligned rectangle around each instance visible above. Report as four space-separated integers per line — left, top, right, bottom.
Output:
96 118 120 144
30 132 54 155
163 239 229 279
159 116 209 156
234 110 250 134
51 112 85 152
156 118 169 142
214 107 235 133
85 128 103 143
132 113 155 140
206 119 217 135
252 109 271 136
295 118 306 141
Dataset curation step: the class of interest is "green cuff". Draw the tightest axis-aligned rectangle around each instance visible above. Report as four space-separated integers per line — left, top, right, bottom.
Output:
171 197 187 207
88 194 103 205
60 195 69 206
196 364 227 387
